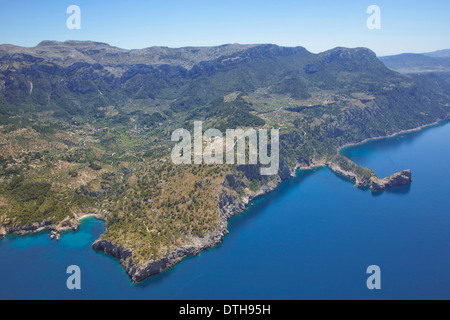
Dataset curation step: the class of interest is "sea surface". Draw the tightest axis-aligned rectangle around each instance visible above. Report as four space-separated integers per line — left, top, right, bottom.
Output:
1 122 449 300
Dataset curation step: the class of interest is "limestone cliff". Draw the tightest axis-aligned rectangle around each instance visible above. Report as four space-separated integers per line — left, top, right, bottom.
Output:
370 169 412 191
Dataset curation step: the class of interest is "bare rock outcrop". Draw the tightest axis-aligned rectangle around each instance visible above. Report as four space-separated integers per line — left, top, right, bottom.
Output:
370 169 412 191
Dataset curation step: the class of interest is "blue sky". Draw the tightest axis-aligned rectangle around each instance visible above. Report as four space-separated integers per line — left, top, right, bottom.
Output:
0 0 449 56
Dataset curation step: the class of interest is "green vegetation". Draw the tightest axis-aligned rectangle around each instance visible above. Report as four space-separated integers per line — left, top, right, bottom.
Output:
249 179 261 192
1 177 68 225
190 95 265 131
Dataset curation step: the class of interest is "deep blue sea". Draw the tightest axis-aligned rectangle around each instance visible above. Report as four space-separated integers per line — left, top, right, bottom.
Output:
1 122 449 300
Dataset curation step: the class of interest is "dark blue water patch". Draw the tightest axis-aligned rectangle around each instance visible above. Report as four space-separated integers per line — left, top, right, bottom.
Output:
1 122 450 299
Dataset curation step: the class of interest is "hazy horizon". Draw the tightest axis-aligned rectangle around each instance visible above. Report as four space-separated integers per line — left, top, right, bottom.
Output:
1 39 448 58
0 0 449 56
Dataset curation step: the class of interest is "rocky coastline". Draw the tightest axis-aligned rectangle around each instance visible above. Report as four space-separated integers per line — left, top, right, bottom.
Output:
91 122 431 283
0 217 77 239
369 169 412 191
0 213 105 239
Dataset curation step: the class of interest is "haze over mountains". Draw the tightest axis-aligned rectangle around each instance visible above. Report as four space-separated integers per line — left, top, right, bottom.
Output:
380 49 450 84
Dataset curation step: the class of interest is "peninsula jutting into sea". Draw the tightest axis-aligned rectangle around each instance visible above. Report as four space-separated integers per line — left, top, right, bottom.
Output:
0 41 449 282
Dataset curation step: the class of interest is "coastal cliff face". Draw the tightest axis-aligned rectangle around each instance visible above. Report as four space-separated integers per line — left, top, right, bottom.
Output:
370 169 412 191
0 214 105 239
327 161 374 187
91 200 235 282
93 227 229 283
328 161 413 191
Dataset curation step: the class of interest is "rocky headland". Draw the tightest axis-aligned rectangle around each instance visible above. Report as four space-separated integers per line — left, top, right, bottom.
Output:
92 151 414 282
370 169 412 191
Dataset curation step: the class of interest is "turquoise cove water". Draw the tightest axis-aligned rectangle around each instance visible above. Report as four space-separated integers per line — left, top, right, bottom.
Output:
1 122 449 299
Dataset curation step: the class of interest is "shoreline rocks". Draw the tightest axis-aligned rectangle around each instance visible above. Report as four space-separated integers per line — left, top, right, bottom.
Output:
370 169 412 191
93 229 228 283
326 161 374 187
328 162 413 191
0 214 104 240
